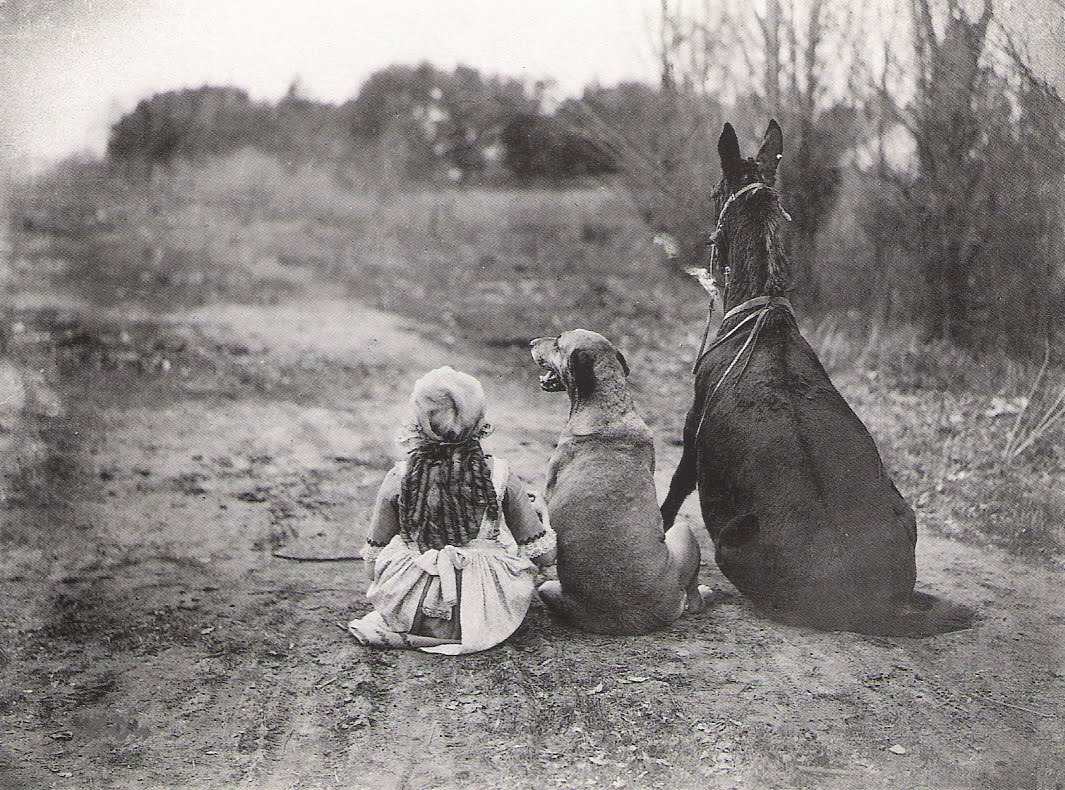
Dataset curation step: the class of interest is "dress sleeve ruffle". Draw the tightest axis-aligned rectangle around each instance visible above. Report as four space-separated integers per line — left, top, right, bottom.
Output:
516 525 557 560
362 539 389 564
363 464 404 556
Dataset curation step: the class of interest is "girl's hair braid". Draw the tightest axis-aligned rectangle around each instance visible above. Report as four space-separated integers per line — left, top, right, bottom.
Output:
398 436 499 553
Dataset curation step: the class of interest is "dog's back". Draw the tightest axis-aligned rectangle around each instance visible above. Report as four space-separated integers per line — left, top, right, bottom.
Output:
546 430 683 634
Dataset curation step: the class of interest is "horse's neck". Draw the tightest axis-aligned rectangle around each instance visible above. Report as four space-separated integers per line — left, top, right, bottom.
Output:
722 281 768 321
722 220 777 312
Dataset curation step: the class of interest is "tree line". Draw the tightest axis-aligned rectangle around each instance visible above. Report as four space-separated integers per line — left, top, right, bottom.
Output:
106 64 617 183
104 0 1064 357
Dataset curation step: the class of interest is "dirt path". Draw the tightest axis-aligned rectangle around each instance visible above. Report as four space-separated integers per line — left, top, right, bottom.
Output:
1 286 1063 789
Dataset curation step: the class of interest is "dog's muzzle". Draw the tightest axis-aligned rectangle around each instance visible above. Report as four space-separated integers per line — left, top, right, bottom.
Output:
530 337 566 392
538 368 565 392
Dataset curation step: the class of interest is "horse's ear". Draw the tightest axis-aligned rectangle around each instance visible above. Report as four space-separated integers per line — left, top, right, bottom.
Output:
718 123 743 189
568 348 597 399
615 350 629 377
755 119 784 183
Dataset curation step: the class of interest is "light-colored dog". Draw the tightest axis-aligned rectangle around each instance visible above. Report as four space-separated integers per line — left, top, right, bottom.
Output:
530 329 709 635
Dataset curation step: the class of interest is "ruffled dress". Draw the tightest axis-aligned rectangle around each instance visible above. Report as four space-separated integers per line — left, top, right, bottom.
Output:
348 457 555 655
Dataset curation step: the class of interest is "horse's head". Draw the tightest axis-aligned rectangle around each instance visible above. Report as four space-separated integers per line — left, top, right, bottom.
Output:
710 120 791 310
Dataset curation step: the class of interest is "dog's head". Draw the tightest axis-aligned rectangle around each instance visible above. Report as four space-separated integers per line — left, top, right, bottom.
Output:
529 329 629 400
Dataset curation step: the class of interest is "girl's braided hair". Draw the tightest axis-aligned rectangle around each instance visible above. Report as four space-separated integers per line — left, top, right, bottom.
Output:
398 431 499 552
395 367 499 553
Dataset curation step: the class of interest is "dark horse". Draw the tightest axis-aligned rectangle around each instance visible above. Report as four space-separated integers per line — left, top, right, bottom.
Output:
661 120 973 636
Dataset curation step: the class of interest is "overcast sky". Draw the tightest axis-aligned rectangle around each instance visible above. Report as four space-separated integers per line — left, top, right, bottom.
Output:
1 0 1061 166
0 0 660 164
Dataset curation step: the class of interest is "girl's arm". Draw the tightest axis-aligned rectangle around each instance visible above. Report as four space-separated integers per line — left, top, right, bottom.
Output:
502 472 557 568
363 466 402 580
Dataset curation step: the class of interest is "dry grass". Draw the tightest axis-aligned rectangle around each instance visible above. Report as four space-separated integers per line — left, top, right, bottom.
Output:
9 151 1064 559
804 316 1065 557
1003 346 1065 462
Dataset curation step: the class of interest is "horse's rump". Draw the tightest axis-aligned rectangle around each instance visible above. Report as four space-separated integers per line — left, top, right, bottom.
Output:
694 318 918 617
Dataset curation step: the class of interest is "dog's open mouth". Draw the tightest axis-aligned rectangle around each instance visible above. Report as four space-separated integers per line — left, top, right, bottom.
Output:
538 368 566 392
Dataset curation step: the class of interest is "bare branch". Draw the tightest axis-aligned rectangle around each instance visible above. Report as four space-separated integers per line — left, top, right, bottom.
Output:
977 0 994 37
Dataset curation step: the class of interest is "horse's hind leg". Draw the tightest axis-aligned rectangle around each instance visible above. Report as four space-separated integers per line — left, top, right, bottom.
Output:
661 409 699 529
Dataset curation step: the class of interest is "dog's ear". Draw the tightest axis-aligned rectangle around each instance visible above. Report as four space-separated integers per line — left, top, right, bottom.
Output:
615 350 629 377
568 348 597 400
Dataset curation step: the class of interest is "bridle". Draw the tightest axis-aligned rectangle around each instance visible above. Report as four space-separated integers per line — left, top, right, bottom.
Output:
688 181 794 439
690 180 792 373
708 181 791 287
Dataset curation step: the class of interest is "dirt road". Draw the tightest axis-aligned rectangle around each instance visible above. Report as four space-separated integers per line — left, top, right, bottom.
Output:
1 283 1063 789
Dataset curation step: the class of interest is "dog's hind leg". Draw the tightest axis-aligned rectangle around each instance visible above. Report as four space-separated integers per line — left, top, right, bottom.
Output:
537 580 591 627
661 409 699 530
666 522 712 614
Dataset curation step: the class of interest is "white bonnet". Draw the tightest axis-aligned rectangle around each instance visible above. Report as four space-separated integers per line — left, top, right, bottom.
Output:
403 366 488 443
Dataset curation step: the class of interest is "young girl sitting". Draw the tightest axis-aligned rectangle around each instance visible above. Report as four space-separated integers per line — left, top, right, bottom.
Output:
348 366 556 654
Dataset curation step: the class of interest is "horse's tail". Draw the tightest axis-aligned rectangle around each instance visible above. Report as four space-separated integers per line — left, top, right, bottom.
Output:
758 590 976 638
878 591 976 638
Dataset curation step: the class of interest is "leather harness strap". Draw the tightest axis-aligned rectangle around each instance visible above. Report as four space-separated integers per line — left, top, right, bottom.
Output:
692 296 794 440
720 294 790 323
692 295 793 372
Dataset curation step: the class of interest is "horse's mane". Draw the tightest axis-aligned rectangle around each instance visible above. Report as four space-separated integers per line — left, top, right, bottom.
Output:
713 177 793 299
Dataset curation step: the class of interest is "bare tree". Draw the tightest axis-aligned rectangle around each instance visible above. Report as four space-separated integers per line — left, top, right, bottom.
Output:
905 0 994 343
574 0 854 304
859 0 1065 354
567 1 728 273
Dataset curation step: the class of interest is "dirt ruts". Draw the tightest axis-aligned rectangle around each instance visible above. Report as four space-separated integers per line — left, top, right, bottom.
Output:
0 292 1062 789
